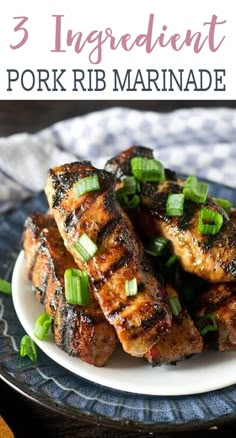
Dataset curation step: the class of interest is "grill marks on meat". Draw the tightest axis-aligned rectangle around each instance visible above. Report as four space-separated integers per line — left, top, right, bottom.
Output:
45 162 172 357
23 213 117 366
141 187 236 282
24 213 61 309
105 146 236 283
146 284 203 365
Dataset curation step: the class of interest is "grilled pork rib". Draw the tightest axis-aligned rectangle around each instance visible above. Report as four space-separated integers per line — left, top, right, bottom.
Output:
194 211 236 352
106 146 236 283
45 162 172 357
107 149 203 363
23 213 117 366
195 282 236 351
146 284 203 364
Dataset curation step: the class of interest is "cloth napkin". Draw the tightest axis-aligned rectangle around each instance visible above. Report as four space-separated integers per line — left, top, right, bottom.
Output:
0 106 236 214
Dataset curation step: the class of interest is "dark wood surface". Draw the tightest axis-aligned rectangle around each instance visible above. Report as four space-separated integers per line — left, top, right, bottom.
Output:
1 100 236 437
1 100 236 136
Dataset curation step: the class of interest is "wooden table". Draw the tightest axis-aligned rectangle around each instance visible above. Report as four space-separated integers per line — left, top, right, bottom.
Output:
0 100 236 137
1 100 236 437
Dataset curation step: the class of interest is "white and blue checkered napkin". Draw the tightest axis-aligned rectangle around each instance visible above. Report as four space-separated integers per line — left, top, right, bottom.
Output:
0 106 236 214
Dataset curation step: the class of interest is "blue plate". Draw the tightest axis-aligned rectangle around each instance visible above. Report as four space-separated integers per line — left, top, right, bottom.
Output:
0 182 236 433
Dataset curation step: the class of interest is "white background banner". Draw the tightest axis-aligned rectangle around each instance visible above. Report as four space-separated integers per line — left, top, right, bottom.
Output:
0 0 234 99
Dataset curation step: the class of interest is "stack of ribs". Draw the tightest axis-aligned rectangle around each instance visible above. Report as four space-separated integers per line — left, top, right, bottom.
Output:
23 146 236 367
106 146 236 358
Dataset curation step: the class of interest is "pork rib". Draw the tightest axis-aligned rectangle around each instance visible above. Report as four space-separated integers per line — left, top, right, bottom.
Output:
146 284 203 364
23 212 117 366
105 146 236 283
45 162 172 357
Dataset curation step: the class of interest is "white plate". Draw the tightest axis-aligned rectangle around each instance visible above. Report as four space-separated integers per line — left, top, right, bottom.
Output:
12 250 236 396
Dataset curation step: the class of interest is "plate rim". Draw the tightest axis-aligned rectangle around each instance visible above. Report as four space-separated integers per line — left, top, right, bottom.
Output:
1 368 236 433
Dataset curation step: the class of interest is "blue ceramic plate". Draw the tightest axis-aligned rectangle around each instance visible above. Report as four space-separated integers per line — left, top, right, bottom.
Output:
1 183 236 433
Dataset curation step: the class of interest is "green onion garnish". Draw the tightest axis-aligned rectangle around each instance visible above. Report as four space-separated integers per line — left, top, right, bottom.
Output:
166 193 185 216
198 313 217 336
64 268 90 305
122 194 140 208
168 296 182 316
165 254 178 268
213 197 232 214
198 208 223 235
125 278 138 297
72 233 98 262
0 279 11 295
34 313 52 340
74 175 100 196
19 335 37 362
183 176 208 203
116 176 137 198
131 157 165 182
116 176 140 208
145 237 169 256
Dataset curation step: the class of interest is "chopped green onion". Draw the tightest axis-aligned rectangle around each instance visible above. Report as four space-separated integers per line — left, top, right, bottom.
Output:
165 254 178 268
0 279 11 295
19 335 37 362
64 268 89 305
168 296 182 316
116 176 137 197
122 194 140 208
131 157 165 182
116 176 140 208
198 313 217 336
125 278 138 297
34 313 52 340
145 237 169 256
213 197 232 214
183 176 208 203
166 193 185 216
73 233 98 262
74 175 100 196
198 208 223 235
